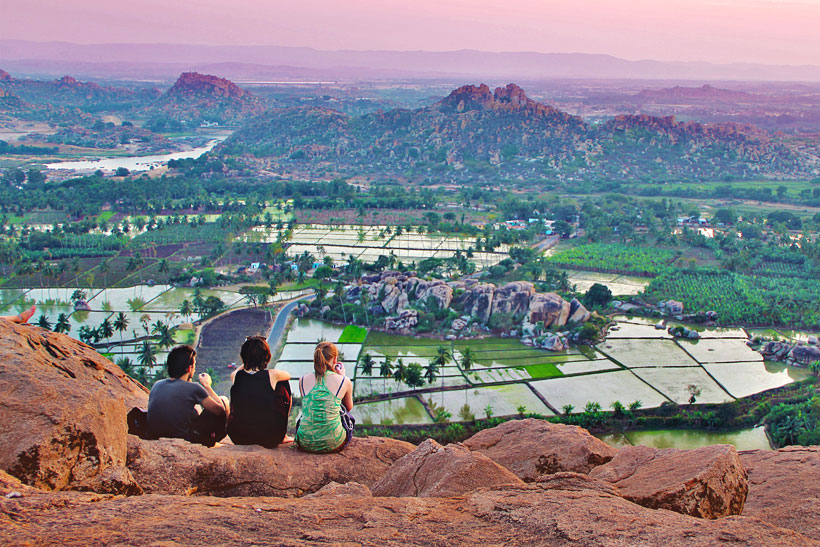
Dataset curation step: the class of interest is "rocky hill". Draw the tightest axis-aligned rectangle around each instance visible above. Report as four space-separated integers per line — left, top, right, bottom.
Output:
148 71 268 127
166 71 249 99
219 82 817 182
3 321 820 545
341 272 590 348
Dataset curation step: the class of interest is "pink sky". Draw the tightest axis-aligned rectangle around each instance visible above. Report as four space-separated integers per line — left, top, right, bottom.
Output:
3 0 819 65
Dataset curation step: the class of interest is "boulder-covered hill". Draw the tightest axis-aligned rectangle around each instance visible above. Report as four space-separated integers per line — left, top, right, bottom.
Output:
218 82 817 181
147 71 268 127
0 69 160 110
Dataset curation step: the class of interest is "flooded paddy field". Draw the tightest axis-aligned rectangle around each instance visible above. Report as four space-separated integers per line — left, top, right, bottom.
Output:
279 317 811 432
246 224 510 268
599 426 772 450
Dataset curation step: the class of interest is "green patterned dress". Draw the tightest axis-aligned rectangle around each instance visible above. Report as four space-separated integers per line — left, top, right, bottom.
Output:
295 373 346 453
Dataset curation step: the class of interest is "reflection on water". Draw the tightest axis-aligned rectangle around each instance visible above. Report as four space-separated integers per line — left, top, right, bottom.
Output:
598 427 771 450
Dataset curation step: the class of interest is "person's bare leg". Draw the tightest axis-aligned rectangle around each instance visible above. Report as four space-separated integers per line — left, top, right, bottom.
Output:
281 434 295 444
18 305 36 323
1 305 36 324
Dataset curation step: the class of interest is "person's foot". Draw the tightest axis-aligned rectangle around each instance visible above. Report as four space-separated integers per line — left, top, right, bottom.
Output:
17 305 36 324
281 435 295 444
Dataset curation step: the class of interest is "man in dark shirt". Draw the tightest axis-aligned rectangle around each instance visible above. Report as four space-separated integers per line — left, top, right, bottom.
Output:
147 345 228 446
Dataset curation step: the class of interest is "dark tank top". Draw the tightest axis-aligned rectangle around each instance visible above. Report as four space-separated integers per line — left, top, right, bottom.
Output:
227 369 291 448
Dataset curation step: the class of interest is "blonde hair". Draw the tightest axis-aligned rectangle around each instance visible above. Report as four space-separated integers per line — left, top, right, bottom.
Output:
313 341 338 378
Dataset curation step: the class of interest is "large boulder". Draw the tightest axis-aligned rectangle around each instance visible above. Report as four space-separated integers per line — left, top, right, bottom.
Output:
371 439 523 497
740 446 820 540
491 281 535 318
590 444 748 519
126 435 415 497
418 281 453 310
528 292 570 326
463 419 617 481
0 322 147 494
380 283 402 314
790 345 820 365
568 297 591 323
452 282 495 324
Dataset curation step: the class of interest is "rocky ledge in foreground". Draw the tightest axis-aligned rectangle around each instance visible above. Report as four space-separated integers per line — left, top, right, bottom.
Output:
1 476 816 547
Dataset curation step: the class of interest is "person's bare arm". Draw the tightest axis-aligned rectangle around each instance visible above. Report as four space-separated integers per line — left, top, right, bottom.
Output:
341 376 353 411
268 369 291 390
198 373 227 416
230 364 244 384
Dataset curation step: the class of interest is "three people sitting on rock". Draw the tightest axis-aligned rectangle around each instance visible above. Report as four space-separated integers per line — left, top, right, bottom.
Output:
146 339 354 451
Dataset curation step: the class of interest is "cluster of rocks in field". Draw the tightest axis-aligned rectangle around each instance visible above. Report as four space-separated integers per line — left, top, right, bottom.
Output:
613 298 719 324
3 322 820 545
344 271 590 341
759 339 820 367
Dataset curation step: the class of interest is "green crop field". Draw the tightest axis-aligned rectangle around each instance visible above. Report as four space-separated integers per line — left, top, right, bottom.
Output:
645 270 820 329
523 363 562 379
547 243 680 276
338 325 368 344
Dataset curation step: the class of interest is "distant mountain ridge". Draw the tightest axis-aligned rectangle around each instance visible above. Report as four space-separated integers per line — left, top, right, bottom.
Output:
637 84 758 103
0 69 159 108
218 83 817 182
2 40 820 82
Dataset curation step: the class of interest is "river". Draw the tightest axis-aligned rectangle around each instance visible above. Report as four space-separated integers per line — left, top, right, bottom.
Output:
44 138 224 173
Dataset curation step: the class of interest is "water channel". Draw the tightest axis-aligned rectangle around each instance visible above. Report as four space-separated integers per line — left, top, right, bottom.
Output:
45 138 224 173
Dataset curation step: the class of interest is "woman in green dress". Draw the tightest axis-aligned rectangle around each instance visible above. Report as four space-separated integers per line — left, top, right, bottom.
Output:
295 341 354 453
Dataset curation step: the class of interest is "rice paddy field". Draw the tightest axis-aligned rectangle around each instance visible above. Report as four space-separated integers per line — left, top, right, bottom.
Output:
246 224 510 268
0 283 298 351
277 316 811 426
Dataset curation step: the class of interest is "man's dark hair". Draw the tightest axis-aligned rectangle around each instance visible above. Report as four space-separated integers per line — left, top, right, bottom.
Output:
241 336 271 371
167 345 197 378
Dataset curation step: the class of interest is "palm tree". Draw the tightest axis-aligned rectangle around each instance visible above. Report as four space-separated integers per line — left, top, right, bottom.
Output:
54 313 71 334
113 312 129 355
116 356 134 376
359 353 375 376
459 347 475 406
135 366 150 386
151 320 166 336
424 361 439 385
37 314 52 330
138 340 157 369
157 325 175 349
379 356 393 396
433 345 452 406
179 300 193 323
460 347 474 372
99 317 114 343
393 358 407 386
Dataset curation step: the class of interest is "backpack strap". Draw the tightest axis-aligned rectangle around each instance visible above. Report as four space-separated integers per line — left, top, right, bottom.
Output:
334 376 346 397
299 375 305 397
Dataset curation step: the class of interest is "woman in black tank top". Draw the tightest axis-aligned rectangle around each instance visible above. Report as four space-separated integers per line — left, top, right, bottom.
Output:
227 336 292 448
